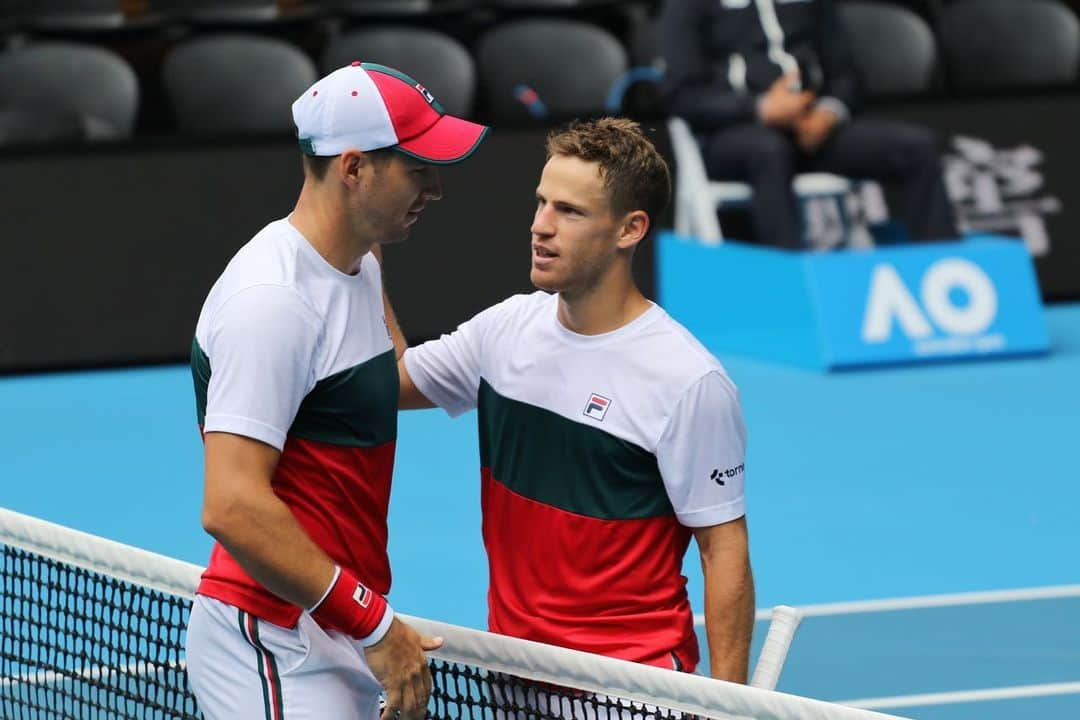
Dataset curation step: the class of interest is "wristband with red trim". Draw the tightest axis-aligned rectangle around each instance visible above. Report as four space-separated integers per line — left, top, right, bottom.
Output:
309 566 393 647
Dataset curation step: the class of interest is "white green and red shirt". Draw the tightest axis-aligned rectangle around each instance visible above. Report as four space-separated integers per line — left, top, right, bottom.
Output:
191 217 397 629
403 292 747 671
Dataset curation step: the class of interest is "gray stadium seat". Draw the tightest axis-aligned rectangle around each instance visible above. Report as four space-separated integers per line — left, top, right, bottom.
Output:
12 0 126 31
940 0 1080 92
0 42 139 142
162 34 317 135
334 0 480 17
838 0 939 99
487 0 619 8
475 18 628 122
332 1 445 16
321 28 476 117
151 0 281 24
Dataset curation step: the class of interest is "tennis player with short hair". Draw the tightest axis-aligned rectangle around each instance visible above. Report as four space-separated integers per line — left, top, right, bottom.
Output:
398 118 754 681
185 63 487 720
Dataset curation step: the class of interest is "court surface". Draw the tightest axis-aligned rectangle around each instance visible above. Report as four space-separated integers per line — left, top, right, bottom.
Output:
2 303 1077 719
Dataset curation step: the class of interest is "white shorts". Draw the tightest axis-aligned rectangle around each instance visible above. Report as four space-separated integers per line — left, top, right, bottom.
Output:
186 595 383 720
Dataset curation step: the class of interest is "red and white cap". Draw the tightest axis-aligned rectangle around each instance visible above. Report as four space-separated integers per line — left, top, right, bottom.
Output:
292 61 489 164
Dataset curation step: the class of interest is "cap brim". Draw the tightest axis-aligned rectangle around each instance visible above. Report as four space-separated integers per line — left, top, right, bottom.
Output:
395 114 489 165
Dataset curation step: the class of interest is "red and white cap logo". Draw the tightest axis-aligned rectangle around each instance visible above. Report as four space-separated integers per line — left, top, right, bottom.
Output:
292 61 488 164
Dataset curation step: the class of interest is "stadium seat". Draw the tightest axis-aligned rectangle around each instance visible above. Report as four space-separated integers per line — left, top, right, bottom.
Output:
879 0 943 25
162 34 317 135
486 0 606 7
321 28 476 118
12 0 126 31
0 42 138 143
940 0 1080 92
838 0 939 99
331 0 469 16
486 0 631 9
150 0 285 24
475 18 627 122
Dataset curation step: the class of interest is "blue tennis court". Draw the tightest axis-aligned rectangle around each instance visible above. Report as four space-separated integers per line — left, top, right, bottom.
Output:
3 303 1077 719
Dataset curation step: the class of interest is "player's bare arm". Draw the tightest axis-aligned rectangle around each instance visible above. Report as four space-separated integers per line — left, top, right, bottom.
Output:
371 244 408 360
202 431 336 607
372 243 435 412
202 431 441 720
694 517 755 682
398 357 436 410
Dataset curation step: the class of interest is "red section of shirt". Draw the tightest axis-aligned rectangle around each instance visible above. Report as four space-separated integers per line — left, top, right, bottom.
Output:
197 437 396 628
482 468 699 671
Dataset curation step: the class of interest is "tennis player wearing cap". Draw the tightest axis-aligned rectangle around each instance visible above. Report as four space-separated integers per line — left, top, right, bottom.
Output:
185 62 487 720
398 118 754 690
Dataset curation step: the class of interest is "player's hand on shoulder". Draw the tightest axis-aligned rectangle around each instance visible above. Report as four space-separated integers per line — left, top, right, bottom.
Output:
365 617 443 720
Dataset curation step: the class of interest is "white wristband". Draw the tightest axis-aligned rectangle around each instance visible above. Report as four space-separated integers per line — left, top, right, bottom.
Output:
359 604 395 647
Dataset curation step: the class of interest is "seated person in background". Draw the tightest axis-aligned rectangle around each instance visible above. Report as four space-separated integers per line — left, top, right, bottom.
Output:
659 0 957 249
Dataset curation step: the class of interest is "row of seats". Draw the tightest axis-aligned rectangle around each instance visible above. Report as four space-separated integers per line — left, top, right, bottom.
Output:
0 19 627 145
0 0 631 31
623 0 1080 100
1 0 1077 146
8 0 1077 26
839 0 1080 98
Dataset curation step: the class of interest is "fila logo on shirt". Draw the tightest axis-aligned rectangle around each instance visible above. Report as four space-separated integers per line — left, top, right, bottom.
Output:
415 83 435 105
583 393 612 421
352 583 372 608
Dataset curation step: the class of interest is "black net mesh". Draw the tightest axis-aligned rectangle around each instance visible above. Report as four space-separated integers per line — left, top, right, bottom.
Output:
430 664 693 719
1 515 893 720
1 543 689 720
1 545 200 719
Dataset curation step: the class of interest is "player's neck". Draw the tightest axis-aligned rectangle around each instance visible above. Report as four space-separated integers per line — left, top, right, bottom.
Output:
557 272 651 336
291 185 373 275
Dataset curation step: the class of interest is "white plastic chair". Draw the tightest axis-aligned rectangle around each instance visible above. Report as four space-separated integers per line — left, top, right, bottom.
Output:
667 116 873 248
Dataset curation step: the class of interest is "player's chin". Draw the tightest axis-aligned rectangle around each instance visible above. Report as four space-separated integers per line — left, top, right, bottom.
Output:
380 227 411 245
530 267 564 292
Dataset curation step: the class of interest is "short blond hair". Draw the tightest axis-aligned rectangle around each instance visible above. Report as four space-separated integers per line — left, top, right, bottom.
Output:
545 117 671 223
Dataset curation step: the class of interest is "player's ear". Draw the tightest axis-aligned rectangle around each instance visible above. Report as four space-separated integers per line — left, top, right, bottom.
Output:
616 210 650 250
339 150 368 187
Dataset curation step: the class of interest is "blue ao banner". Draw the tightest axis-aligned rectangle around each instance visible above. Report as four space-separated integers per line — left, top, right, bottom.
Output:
809 236 1048 367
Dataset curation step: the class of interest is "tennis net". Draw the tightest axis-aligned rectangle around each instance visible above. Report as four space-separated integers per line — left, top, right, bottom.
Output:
0 506 906 720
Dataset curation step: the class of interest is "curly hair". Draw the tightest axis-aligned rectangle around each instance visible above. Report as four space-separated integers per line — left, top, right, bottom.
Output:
545 117 671 224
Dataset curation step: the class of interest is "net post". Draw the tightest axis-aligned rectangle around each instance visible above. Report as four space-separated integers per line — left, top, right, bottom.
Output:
750 605 804 691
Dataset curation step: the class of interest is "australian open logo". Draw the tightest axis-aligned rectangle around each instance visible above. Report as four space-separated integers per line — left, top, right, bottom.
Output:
862 258 1004 356
583 393 611 421
415 83 435 105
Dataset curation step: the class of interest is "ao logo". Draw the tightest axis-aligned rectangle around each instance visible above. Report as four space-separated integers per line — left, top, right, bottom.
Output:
862 259 998 343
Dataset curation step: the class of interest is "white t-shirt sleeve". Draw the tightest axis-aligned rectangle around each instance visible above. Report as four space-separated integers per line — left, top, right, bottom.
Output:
202 285 321 450
656 371 747 527
403 301 508 418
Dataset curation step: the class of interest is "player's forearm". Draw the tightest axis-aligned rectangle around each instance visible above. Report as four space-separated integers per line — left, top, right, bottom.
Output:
203 488 336 610
201 433 339 609
701 545 755 682
699 528 751 682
